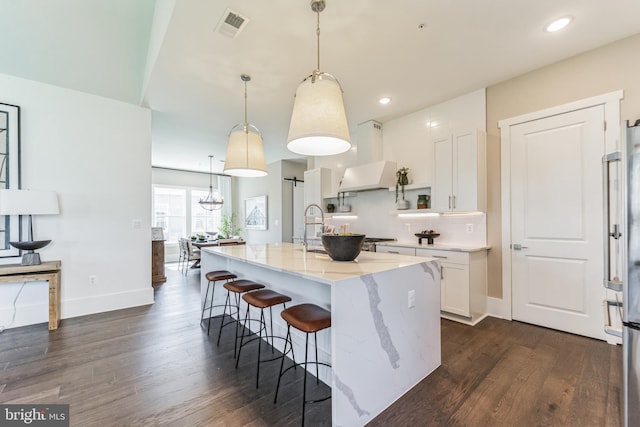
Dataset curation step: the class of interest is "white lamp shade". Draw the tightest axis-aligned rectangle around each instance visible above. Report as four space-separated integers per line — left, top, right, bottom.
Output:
287 73 351 156
223 125 268 177
0 189 60 215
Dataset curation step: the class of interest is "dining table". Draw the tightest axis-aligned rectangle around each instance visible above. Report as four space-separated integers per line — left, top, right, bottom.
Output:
191 239 246 268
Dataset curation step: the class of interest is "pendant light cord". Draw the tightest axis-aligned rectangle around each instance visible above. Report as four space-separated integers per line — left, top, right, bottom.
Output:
244 79 249 167
208 155 213 189
316 10 321 72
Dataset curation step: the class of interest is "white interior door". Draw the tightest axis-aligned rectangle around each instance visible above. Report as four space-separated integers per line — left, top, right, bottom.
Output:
510 105 605 340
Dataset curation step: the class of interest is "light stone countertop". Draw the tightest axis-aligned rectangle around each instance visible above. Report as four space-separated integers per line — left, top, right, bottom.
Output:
376 241 490 252
203 242 429 285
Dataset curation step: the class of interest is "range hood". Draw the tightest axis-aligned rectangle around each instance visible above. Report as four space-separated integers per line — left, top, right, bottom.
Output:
338 160 397 192
338 120 396 192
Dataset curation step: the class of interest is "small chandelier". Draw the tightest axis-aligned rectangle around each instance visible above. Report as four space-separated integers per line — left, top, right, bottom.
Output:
223 74 268 177
286 0 351 157
199 155 224 211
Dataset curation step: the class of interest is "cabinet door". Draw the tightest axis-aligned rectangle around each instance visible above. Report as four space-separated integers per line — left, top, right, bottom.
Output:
453 131 477 211
303 169 320 211
433 135 453 211
453 130 486 212
440 262 470 317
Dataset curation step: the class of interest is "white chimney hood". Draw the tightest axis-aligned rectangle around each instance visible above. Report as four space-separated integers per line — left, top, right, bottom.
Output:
338 120 396 192
338 160 397 192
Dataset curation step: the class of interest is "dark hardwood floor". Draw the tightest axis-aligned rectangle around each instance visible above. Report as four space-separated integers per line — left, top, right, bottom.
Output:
0 265 621 426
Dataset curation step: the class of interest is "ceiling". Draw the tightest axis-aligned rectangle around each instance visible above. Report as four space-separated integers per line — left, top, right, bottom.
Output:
1 0 639 174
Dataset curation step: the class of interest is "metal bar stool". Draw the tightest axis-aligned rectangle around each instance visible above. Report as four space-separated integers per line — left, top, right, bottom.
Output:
202 270 237 335
217 279 265 357
274 303 331 426
235 289 295 388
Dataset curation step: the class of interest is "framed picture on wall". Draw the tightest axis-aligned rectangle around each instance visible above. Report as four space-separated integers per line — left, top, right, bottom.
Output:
244 195 267 230
0 103 23 258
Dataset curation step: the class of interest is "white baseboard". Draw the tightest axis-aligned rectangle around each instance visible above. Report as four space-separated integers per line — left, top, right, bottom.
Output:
0 288 155 330
62 288 155 319
486 296 512 320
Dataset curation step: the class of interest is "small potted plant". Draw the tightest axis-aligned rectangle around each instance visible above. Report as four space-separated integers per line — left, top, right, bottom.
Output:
395 167 410 210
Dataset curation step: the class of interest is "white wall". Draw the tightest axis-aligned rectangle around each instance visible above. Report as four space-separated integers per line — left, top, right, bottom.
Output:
309 89 487 246
0 73 153 329
235 159 305 244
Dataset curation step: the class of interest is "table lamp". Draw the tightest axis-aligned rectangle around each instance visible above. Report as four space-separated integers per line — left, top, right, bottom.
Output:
0 189 60 265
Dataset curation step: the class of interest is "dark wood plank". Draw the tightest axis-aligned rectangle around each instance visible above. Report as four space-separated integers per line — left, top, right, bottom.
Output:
0 265 622 427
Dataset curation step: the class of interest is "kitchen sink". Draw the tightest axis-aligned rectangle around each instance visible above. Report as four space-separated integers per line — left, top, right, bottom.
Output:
300 248 327 254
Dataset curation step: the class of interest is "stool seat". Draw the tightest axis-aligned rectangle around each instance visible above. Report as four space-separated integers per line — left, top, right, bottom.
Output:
281 303 331 333
224 279 265 293
243 289 292 308
205 270 237 282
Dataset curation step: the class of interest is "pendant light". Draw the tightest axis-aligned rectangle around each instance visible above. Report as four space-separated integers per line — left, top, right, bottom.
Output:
199 155 224 210
287 0 351 156
223 74 268 177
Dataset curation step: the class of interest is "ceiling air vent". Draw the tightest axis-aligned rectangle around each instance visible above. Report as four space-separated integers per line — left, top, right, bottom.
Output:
216 8 249 38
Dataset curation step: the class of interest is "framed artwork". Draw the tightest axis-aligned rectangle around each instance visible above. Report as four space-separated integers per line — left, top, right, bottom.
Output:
0 103 22 258
244 195 267 230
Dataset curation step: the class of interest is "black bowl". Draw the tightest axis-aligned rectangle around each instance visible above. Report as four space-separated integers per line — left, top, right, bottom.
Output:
9 240 52 251
321 234 365 261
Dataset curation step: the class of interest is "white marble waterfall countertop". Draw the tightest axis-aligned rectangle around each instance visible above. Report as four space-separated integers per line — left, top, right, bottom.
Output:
203 242 427 285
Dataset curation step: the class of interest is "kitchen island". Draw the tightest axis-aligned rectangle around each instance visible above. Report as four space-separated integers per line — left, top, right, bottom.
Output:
201 242 441 426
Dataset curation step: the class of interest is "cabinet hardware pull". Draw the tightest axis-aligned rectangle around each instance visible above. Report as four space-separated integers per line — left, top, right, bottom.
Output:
433 255 448 259
452 195 456 209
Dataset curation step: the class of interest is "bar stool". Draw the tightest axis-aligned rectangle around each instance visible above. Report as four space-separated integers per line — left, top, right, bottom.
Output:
217 279 265 357
235 289 294 388
274 303 331 426
201 270 237 335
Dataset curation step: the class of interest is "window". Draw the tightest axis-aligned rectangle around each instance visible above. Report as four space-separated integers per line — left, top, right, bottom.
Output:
191 189 222 235
153 185 224 243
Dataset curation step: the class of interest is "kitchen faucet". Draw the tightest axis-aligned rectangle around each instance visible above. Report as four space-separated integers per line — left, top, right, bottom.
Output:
303 203 325 250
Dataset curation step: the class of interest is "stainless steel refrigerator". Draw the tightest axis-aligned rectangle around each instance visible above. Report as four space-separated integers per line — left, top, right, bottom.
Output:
606 120 640 426
623 121 640 427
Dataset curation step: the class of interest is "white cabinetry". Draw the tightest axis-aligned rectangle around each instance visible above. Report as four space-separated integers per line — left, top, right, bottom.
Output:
304 167 332 210
304 168 332 237
415 248 487 325
432 130 486 212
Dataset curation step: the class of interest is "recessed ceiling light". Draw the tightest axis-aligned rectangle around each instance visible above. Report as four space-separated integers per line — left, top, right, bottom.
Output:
379 97 391 105
545 17 572 32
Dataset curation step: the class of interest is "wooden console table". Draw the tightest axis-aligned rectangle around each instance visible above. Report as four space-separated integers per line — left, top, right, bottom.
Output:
0 260 61 330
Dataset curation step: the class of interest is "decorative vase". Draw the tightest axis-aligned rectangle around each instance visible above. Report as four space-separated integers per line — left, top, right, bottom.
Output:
396 199 410 210
417 194 430 209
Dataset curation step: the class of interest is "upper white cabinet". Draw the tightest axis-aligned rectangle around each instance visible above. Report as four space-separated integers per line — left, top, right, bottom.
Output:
304 167 332 211
432 129 486 212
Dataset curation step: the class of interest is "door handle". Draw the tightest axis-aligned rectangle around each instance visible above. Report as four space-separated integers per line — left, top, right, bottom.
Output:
512 244 528 251
602 151 623 292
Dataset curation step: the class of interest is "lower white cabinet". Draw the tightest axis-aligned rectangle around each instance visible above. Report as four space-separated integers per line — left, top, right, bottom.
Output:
375 245 487 325
415 248 487 325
